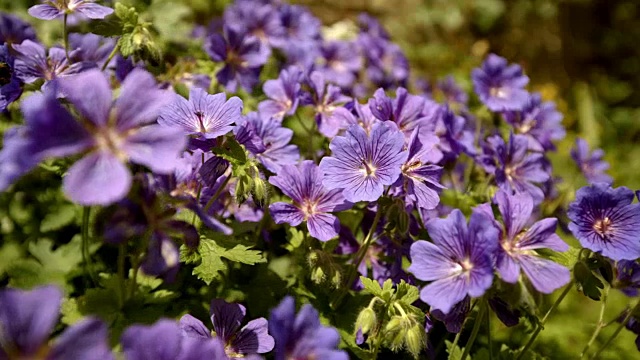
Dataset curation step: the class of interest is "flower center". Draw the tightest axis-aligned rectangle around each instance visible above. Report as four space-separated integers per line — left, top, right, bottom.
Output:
95 127 128 161
593 217 612 237
489 86 509 99
504 166 515 181
300 200 318 219
360 161 377 177
460 258 474 272
194 111 207 133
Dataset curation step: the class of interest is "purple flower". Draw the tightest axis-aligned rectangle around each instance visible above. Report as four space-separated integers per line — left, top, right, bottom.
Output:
479 133 550 204
0 44 21 111
0 285 113 360
369 87 427 138
204 26 269 93
399 128 445 210
358 33 409 89
158 87 242 146
318 40 362 88
28 0 113 20
0 12 37 45
179 299 274 358
68 32 116 68
276 4 320 47
571 138 613 185
224 2 285 48
18 69 185 205
13 40 93 87
235 112 299 173
408 208 499 314
430 296 471 333
258 66 302 121
502 93 565 151
471 53 530 112
319 121 407 203
0 126 39 190
437 76 468 106
616 260 640 297
568 183 640 261
122 319 228 360
304 71 350 138
489 189 570 293
269 296 348 360
269 160 352 241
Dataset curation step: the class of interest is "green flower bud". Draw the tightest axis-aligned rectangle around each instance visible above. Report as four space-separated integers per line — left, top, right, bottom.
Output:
355 307 377 335
310 266 325 284
405 323 426 358
251 175 269 207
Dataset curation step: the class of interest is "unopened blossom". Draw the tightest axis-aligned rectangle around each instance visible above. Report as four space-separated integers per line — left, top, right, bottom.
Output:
269 296 348 360
28 0 113 20
489 190 570 293
179 299 274 358
472 53 530 112
320 121 407 203
571 137 613 184
568 183 640 261
269 160 352 241
0 285 113 360
408 208 499 314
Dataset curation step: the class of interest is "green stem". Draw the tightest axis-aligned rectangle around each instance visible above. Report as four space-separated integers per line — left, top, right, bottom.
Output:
460 300 486 360
486 301 493 360
331 208 384 309
101 43 120 72
591 300 640 359
81 206 97 284
63 14 70 62
117 244 127 308
203 175 231 213
516 280 574 360
580 284 610 358
451 300 477 354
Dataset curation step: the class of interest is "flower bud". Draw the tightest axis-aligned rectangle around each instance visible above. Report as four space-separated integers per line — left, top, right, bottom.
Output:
310 266 325 284
355 307 377 335
251 174 269 207
405 323 426 358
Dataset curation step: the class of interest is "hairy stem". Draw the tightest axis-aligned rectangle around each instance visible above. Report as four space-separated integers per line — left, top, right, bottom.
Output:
591 300 640 359
203 175 231 213
580 284 610 358
101 43 119 72
517 280 574 360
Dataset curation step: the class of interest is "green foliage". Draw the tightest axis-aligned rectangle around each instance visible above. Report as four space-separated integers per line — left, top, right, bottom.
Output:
192 236 266 285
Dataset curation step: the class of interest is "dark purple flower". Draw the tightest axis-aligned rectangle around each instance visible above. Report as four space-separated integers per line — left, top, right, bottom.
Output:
408 208 499 314
436 106 476 157
122 319 228 360
571 138 613 185
568 183 640 261
28 0 113 20
258 66 302 121
158 87 242 146
0 285 113 360
358 13 390 39
304 71 350 138
235 112 299 173
502 92 565 152
269 160 352 241
0 44 21 111
0 126 39 191
319 121 407 203
430 296 470 333
489 189 570 293
616 260 640 297
471 53 529 112
479 133 550 204
276 4 320 46
0 12 37 45
13 40 94 87
17 69 185 205
179 299 274 358
204 26 269 93
318 40 362 88
269 296 348 360
399 128 445 210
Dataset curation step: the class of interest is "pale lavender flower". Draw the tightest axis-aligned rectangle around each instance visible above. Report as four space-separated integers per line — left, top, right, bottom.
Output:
489 190 570 293
304 71 350 138
269 161 352 241
258 66 302 121
28 0 113 20
399 128 445 210
320 121 407 203
318 40 362 88
408 208 499 314
503 93 565 152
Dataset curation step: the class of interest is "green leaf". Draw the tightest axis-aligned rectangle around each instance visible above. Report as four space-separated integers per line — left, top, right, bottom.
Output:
541 246 580 269
360 276 383 297
213 136 248 164
40 204 77 232
118 33 135 58
446 340 469 360
574 260 604 300
114 3 139 31
0 242 22 276
395 280 420 304
193 238 266 285
285 227 305 251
